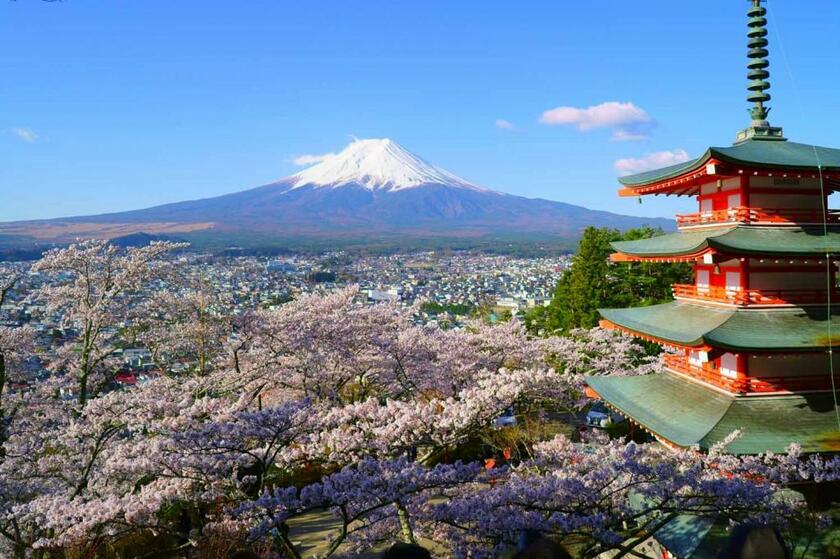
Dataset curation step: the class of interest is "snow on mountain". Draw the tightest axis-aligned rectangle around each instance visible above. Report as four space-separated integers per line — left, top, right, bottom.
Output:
0 137 675 248
291 138 490 192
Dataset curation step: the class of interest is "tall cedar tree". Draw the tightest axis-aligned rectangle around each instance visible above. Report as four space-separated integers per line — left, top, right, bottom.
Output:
527 226 691 334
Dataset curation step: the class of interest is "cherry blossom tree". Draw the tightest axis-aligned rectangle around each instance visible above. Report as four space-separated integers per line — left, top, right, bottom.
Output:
0 241 187 557
0 287 583 553
423 435 832 558
32 239 187 408
1 266 837 559
0 272 41 556
234 458 485 558
0 271 35 456
139 284 234 376
241 434 838 558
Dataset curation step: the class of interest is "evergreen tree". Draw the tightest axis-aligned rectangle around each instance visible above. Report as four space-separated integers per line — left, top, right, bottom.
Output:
526 226 691 335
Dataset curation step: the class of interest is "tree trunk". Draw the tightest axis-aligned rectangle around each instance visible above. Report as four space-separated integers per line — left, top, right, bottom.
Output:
78 324 92 408
0 351 6 455
272 527 302 559
396 501 416 544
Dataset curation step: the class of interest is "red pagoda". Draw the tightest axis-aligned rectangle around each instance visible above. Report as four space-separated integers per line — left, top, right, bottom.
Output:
586 0 840 455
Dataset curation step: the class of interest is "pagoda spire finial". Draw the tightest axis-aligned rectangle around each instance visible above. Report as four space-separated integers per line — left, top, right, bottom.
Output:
736 0 786 143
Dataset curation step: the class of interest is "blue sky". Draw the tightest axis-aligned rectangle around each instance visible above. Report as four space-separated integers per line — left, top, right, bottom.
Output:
3 0 839 222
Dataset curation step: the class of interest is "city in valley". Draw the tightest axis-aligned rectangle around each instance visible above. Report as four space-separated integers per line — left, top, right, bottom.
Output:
1 251 569 385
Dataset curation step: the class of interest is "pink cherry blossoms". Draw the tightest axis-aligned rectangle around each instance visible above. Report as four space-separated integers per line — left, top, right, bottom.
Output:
0 243 837 558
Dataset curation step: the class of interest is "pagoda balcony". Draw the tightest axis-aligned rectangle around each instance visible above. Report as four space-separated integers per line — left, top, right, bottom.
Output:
671 283 837 307
663 354 746 393
675 207 840 229
663 354 835 394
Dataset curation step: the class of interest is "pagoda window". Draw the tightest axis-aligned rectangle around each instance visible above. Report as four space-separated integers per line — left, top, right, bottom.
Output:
720 353 740 380
725 271 742 296
700 198 713 219
696 269 711 294
726 193 742 208
688 350 706 368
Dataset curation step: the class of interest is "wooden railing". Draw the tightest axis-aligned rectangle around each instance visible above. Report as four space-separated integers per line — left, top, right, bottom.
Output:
676 207 840 228
672 284 835 306
664 354 835 394
664 354 746 392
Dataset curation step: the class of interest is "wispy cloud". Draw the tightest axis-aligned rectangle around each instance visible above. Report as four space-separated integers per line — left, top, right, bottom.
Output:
614 149 690 176
495 119 516 130
540 101 653 141
293 152 336 166
610 129 649 142
11 127 38 143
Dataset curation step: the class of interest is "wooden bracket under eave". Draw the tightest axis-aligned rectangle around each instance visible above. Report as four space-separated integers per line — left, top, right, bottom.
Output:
618 188 641 198
610 250 711 263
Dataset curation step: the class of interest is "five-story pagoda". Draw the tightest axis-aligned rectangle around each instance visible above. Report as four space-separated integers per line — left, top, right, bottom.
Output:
587 0 840 455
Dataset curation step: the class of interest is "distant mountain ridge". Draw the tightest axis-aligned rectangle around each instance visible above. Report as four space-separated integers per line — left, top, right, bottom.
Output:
0 138 674 250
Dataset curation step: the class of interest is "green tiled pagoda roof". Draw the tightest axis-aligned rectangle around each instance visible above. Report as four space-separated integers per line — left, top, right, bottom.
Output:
611 225 840 258
601 302 731 346
619 139 840 187
652 514 723 559
586 373 840 454
599 302 840 351
626 492 729 559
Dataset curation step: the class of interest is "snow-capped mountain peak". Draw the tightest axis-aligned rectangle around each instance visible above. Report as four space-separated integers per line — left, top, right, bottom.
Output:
1 136 677 246
291 138 489 192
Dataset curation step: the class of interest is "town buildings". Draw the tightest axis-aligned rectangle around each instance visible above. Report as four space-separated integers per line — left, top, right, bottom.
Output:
1 250 566 389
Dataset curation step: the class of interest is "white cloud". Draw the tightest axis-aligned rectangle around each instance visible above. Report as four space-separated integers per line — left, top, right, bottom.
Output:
11 127 38 142
610 129 649 142
495 119 516 130
293 152 336 166
614 149 691 176
539 101 653 140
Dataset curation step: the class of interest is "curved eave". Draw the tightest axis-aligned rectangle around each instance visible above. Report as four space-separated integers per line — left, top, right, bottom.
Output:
710 142 840 174
609 227 732 259
610 226 840 260
611 252 707 263
618 150 712 189
600 302 840 352
586 373 733 449
618 140 840 196
586 373 840 454
599 303 731 349
599 318 712 351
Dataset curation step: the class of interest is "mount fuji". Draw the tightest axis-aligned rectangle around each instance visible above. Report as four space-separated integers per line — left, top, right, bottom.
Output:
0 138 673 252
